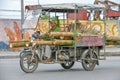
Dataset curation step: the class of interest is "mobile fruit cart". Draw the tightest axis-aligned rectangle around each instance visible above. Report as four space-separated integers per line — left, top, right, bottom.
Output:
10 3 106 73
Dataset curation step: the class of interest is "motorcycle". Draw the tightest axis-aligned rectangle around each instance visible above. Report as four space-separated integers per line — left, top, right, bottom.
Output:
20 31 101 73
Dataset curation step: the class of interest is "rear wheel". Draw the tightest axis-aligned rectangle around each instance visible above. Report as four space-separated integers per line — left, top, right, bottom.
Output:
61 61 74 69
20 52 38 73
81 49 97 71
60 50 75 69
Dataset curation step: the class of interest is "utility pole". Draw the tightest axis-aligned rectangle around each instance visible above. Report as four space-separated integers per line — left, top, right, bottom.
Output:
38 0 40 4
21 0 24 39
21 0 24 29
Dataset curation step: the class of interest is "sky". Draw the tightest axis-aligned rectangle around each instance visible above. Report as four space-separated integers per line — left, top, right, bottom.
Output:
0 0 119 19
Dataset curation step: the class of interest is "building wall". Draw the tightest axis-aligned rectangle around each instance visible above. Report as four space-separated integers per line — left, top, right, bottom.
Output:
0 19 21 50
0 19 120 50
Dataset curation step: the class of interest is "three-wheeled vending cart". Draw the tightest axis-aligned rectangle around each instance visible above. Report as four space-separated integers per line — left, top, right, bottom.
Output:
10 3 106 73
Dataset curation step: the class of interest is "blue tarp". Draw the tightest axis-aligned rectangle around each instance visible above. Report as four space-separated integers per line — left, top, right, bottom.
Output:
0 41 9 50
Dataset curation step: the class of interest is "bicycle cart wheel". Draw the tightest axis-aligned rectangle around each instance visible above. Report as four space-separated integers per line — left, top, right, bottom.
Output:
81 49 97 71
20 53 38 73
61 61 74 69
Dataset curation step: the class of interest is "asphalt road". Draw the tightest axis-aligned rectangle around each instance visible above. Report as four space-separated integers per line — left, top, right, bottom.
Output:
0 57 120 80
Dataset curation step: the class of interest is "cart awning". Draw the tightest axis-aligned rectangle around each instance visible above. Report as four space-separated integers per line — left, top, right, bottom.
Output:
25 3 105 12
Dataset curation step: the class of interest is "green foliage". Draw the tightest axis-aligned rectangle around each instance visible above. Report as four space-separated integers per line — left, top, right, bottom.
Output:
41 14 49 20
41 34 53 41
49 16 60 32
106 41 120 45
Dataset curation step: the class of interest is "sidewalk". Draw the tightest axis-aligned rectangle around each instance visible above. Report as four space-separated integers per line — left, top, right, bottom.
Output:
0 47 120 59
0 51 19 59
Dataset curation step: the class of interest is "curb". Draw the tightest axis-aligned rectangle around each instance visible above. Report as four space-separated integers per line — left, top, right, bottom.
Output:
0 51 120 59
0 56 19 59
101 52 120 56
0 51 20 59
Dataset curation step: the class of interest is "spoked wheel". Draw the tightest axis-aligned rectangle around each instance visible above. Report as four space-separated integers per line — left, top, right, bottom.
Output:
60 50 75 69
20 53 38 73
81 49 97 71
61 61 75 69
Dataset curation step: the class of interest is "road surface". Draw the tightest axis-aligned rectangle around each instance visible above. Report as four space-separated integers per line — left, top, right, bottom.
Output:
0 57 120 80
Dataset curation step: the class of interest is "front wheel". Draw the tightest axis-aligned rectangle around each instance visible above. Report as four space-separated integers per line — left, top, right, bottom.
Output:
61 61 75 69
20 52 38 73
81 49 97 71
